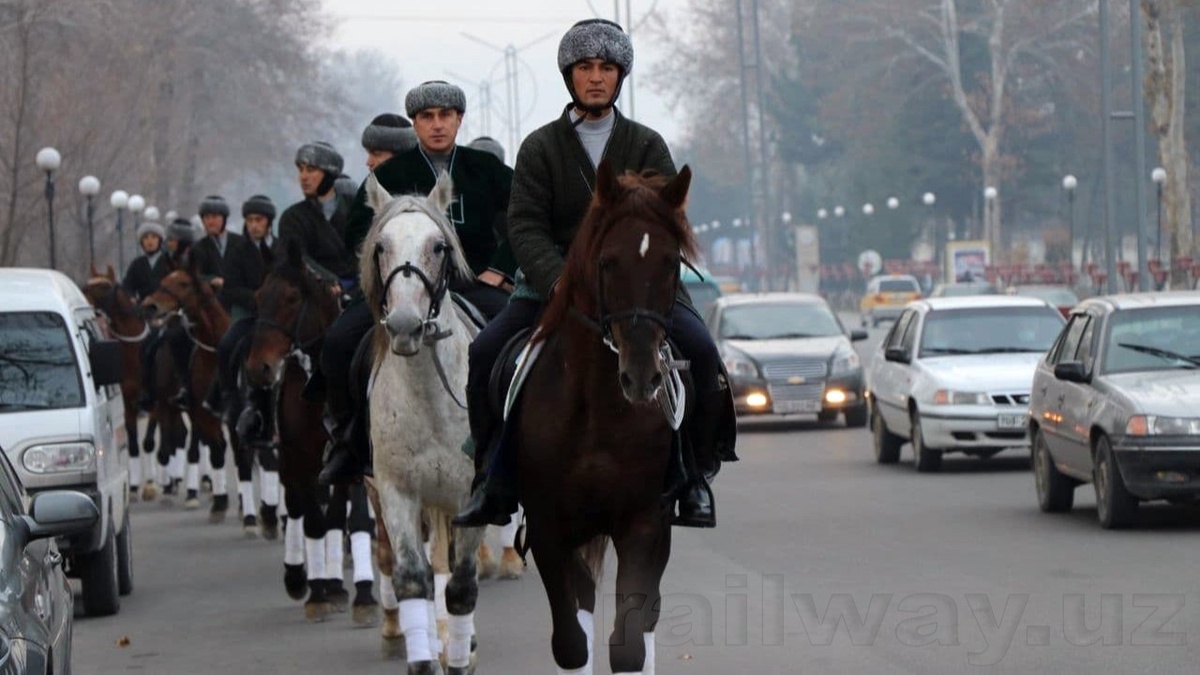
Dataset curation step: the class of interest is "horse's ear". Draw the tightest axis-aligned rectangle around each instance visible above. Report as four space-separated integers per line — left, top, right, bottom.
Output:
286 237 304 268
595 158 619 205
105 264 116 281
89 262 100 278
427 171 454 215
365 172 391 215
659 165 692 211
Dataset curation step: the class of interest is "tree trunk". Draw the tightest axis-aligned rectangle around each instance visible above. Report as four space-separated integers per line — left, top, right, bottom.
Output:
1 1 34 267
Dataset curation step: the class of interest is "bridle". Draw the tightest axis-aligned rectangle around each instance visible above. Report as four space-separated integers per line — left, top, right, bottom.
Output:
254 295 323 354
86 280 150 343
150 276 220 353
592 260 678 355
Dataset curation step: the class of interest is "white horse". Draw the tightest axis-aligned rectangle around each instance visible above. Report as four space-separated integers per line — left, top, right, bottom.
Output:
360 173 485 675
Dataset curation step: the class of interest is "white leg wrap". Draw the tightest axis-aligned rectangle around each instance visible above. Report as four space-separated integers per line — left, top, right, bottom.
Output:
498 504 521 546
277 487 287 517
211 466 227 496
447 612 474 668
643 632 656 675
558 667 592 675
304 537 326 581
261 471 280 506
200 444 213 478
399 598 433 663
578 609 595 669
170 450 185 480
379 573 399 610
350 532 374 583
324 531 343 580
427 598 442 657
284 517 305 565
434 573 450 622
186 462 200 491
239 481 254 517
129 456 142 487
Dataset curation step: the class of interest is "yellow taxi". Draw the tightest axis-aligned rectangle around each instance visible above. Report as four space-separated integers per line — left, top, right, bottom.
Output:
860 274 922 327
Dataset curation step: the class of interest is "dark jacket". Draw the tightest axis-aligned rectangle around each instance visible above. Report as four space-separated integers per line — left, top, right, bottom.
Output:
275 196 356 282
346 145 517 280
190 232 264 318
249 236 275 268
121 252 170 301
508 106 676 297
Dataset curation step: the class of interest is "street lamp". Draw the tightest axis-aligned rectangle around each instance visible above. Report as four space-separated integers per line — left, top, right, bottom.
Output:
862 203 874 216
1151 167 1166 259
164 210 178 223
128 195 146 243
922 192 936 207
78 175 101 268
1062 175 1077 267
834 206 845 218
144 206 160 223
35 147 61 269
817 208 828 220
887 197 899 210
111 190 129 271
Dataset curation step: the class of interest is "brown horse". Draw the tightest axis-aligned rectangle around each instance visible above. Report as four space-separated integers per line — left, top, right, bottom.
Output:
82 266 160 501
515 162 697 674
243 243 351 623
140 258 236 522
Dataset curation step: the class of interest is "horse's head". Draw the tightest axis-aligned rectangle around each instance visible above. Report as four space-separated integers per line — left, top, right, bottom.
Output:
545 160 696 405
139 256 213 323
82 265 125 314
360 171 473 356
244 240 338 387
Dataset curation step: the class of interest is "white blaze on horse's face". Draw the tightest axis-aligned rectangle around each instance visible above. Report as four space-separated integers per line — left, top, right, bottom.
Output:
639 232 650 258
377 212 445 357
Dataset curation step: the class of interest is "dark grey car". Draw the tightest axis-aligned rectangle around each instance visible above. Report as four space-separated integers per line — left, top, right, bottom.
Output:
0 447 98 673
1029 292 1200 528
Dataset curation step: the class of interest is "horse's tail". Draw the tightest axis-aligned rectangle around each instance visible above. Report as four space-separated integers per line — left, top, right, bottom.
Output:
578 536 610 585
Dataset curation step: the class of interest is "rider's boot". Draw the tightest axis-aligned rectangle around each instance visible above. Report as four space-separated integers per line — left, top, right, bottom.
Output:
317 413 361 486
670 389 725 529
236 387 272 447
452 387 517 527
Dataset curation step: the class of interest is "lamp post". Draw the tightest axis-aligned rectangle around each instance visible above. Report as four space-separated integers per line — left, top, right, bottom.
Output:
164 210 178 224
862 203 874 216
144 206 160 223
35 147 61 269
1151 167 1166 260
1062 175 1077 267
128 195 146 244
983 186 998 254
78 175 101 268
887 197 899 210
111 190 129 271
817 208 828 220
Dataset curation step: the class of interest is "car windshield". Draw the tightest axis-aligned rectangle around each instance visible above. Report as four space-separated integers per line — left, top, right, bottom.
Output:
0 312 84 412
719 303 843 340
1103 305 1200 374
879 279 918 293
918 307 1063 357
684 281 722 320
1014 286 1079 306
936 284 998 297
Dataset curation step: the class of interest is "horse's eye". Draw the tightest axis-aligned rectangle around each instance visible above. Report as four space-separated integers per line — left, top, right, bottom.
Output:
433 242 447 255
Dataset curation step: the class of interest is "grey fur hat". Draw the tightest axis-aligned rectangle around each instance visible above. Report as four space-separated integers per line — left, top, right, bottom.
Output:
241 194 276 221
362 113 419 154
468 136 505 164
135 220 165 241
333 173 358 203
405 81 466 118
294 141 344 176
557 19 633 75
166 218 197 245
198 194 230 218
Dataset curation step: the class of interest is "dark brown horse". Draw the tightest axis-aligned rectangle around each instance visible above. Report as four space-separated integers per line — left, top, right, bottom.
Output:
82 266 159 501
140 258 236 522
516 162 697 673
243 243 347 623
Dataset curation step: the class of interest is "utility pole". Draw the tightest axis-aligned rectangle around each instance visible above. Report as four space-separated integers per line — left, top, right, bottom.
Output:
1099 0 1119 294
1129 0 1150 291
461 32 555 155
735 0 757 278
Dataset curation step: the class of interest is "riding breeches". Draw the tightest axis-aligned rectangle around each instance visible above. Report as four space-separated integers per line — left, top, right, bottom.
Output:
218 316 255 399
319 300 375 421
466 298 543 394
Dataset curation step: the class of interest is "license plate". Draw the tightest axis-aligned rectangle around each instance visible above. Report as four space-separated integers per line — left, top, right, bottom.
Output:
997 413 1026 429
775 399 822 414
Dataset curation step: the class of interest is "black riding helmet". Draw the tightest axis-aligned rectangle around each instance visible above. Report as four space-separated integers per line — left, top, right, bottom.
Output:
557 19 633 117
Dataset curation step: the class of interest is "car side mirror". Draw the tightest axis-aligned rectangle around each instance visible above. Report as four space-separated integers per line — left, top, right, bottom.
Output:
884 346 911 364
89 339 123 388
18 490 99 543
1054 361 1089 383
850 330 869 342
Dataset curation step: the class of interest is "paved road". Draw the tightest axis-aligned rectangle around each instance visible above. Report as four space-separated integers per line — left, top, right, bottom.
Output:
73 323 1200 674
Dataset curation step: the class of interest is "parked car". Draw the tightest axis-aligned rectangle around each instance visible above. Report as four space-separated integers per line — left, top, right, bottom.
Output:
929 282 1001 298
0 445 98 674
1029 292 1200 528
860 274 922 327
1009 284 1080 318
867 295 1065 471
707 293 869 425
0 269 132 616
682 265 722 320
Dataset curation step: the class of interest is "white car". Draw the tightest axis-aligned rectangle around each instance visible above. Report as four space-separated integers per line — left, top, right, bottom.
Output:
867 295 1065 471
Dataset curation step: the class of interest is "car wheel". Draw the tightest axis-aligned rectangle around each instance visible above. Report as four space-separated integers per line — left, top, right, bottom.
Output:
116 509 133 596
911 410 942 473
844 405 868 429
871 403 902 464
81 524 120 616
1033 429 1075 513
1094 435 1138 529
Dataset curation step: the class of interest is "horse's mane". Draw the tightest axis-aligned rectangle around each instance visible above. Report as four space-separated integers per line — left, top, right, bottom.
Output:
536 170 699 342
359 193 473 322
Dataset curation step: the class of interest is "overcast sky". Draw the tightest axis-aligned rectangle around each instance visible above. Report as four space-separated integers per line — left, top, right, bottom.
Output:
323 0 689 159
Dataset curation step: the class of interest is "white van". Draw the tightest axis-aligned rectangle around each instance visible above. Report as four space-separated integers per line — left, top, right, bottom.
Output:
0 268 132 616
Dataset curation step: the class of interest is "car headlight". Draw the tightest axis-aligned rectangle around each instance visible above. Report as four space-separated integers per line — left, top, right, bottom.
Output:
22 442 96 474
722 351 758 378
931 389 989 405
1125 415 1200 436
830 349 860 375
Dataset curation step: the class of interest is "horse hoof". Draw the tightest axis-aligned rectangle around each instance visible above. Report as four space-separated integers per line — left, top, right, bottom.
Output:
476 545 497 580
381 634 406 660
352 602 379 627
326 580 349 612
209 494 228 523
446 666 475 675
200 475 213 493
141 481 159 502
382 608 401 637
259 505 279 540
184 489 200 510
242 515 258 538
284 564 307 600
499 547 524 580
407 660 444 675
304 601 332 623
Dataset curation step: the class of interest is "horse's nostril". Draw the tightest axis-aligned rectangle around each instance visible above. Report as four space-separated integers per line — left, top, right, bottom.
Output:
619 372 634 391
650 373 663 389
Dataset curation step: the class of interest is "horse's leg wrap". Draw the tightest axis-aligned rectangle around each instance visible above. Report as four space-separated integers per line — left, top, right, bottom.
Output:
399 599 434 663
642 633 656 675
351 531 373 584
324 530 344 582
239 481 255 518
261 470 280 507
305 537 327 582
185 462 200 492
284 516 305 566
447 612 474 669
